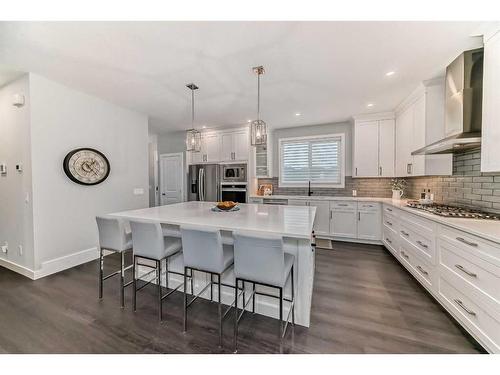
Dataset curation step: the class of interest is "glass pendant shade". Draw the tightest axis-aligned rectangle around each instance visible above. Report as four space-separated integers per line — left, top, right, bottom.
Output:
250 65 267 146
186 128 201 152
250 119 267 146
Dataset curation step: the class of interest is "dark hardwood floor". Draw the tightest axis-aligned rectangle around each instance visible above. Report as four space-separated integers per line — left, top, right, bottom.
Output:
0 242 485 354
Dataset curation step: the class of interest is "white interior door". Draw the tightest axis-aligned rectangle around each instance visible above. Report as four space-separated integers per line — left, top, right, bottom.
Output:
160 153 184 205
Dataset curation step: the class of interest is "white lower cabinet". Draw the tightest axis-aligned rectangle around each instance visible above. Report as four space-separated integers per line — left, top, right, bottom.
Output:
308 201 331 236
382 203 500 353
357 202 382 240
330 206 357 238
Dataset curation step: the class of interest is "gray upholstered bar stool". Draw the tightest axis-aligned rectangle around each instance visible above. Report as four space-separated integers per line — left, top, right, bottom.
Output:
180 225 236 347
130 220 190 321
96 215 134 308
232 231 295 352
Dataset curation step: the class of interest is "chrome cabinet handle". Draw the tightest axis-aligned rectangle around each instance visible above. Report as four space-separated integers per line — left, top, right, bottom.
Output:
355 167 358 176
386 221 393 226
386 208 393 212
416 265 428 276
358 212 361 221
338 203 349 207
455 264 477 278
401 250 409 259
456 237 478 247
385 238 392 244
401 230 409 237
379 166 382 176
330 211 333 219
416 240 428 249
454 299 476 316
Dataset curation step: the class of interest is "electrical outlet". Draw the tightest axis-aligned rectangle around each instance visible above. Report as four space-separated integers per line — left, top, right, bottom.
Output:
18 245 23 256
352 189 357 197
1 242 8 254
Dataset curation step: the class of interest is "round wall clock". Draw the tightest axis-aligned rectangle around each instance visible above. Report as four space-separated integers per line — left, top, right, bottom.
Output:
63 148 110 186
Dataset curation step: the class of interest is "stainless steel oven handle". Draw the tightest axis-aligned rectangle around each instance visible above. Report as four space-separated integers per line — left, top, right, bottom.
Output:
221 188 247 192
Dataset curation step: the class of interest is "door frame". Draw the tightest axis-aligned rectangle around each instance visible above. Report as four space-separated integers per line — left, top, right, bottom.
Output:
159 152 185 205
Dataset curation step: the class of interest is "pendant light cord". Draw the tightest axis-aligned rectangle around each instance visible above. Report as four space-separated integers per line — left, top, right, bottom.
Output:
191 88 195 127
257 71 260 121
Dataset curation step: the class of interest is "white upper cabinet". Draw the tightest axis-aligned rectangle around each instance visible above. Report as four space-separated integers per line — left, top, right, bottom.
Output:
395 80 452 177
220 129 249 162
188 128 249 164
202 133 220 163
352 113 395 178
481 29 500 172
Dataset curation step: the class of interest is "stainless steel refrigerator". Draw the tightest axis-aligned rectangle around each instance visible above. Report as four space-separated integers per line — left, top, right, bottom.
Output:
187 164 220 202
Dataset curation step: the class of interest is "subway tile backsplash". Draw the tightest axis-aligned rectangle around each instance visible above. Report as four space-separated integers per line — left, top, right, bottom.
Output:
258 148 500 214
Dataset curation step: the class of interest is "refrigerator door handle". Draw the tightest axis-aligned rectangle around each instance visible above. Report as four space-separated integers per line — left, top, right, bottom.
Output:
198 168 203 201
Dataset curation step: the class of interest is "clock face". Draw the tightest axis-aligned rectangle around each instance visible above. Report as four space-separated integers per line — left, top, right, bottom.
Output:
63 148 110 185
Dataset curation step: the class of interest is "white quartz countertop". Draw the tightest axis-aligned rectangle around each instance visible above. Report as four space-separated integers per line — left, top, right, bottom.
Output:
250 194 500 244
110 201 316 239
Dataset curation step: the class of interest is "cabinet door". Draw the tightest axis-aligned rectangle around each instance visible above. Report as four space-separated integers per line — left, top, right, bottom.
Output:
220 133 233 161
233 130 249 161
411 96 426 176
357 210 382 240
308 201 330 236
378 119 395 177
395 107 413 176
330 209 357 238
482 30 500 172
203 133 220 162
354 121 379 177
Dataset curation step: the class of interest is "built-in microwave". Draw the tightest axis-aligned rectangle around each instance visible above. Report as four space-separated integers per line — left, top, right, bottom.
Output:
221 164 246 183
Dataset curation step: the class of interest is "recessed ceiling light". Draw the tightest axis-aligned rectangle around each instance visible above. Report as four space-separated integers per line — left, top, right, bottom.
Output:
385 71 395 76
247 119 251 123
202 125 206 129
367 103 374 108
295 113 301 116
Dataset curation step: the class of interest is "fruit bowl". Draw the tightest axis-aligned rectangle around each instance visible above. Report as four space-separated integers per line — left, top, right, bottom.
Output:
216 201 238 211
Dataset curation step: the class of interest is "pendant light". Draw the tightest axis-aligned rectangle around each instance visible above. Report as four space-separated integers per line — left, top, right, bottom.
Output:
185 83 201 152
250 66 267 146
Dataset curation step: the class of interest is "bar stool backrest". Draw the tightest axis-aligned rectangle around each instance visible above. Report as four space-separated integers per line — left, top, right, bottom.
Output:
180 225 224 273
96 216 129 252
233 231 285 286
130 220 164 260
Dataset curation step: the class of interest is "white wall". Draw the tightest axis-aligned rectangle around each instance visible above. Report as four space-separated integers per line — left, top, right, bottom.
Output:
271 121 353 177
0 75 35 273
29 74 149 273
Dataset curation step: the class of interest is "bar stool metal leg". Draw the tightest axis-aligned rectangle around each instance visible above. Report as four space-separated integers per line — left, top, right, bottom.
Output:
234 278 239 353
183 266 188 332
157 260 163 321
252 282 256 313
120 251 125 308
165 257 169 290
218 274 222 347
291 265 295 326
98 247 104 299
210 274 214 302
133 256 137 311
190 269 194 295
279 287 283 345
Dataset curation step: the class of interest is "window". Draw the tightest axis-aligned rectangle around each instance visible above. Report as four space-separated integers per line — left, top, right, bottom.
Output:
279 133 345 188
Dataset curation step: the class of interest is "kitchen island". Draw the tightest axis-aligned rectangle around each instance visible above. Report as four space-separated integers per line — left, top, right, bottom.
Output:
110 201 317 327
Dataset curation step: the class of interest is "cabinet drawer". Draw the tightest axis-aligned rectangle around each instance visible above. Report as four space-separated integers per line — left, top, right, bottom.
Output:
331 201 356 210
383 212 398 235
399 223 436 264
399 244 434 290
439 225 500 267
357 202 380 212
383 204 398 216
439 238 500 307
439 276 500 352
399 209 435 236
383 228 398 256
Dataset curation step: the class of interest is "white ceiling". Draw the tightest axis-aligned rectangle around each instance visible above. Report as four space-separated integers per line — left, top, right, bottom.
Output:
0 21 485 133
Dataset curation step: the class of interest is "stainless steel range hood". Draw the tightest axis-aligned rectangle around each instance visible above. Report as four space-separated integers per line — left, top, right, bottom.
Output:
412 48 484 155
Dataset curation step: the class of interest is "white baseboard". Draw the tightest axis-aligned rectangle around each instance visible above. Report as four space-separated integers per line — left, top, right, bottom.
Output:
0 257 35 279
33 247 99 280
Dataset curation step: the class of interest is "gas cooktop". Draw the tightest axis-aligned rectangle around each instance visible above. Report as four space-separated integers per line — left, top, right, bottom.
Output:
406 201 500 220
